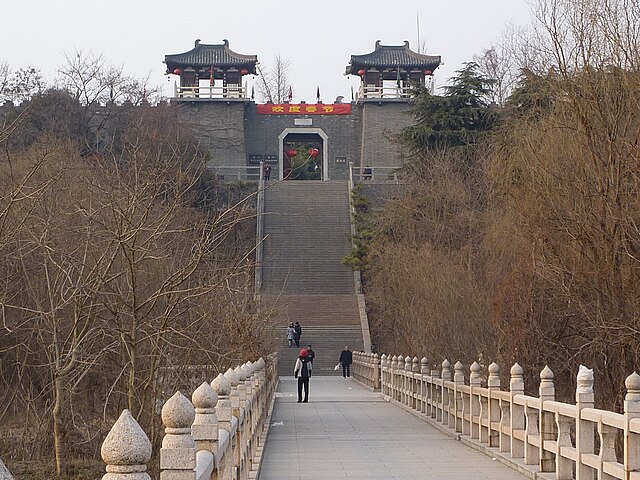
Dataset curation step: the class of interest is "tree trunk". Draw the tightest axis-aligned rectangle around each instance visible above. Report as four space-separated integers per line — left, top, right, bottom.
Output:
52 376 65 476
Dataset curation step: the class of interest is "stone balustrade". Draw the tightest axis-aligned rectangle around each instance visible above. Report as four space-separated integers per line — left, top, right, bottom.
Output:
352 352 640 480
101 355 278 480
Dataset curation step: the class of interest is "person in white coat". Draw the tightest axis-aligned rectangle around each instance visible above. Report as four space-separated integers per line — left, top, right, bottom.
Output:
294 349 313 403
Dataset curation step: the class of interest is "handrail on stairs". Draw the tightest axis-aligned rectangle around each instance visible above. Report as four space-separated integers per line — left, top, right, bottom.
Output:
254 162 266 300
348 162 372 353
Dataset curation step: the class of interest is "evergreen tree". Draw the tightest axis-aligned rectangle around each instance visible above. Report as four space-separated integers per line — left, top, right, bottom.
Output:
401 62 497 154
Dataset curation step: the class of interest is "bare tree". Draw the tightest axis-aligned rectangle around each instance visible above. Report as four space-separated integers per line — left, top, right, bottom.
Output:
257 55 291 103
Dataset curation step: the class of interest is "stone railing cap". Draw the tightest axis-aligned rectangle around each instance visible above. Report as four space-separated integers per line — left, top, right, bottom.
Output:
193 381 218 408
212 373 232 396
540 365 554 380
102 409 151 466
626 372 640 392
225 367 240 387
162 391 195 428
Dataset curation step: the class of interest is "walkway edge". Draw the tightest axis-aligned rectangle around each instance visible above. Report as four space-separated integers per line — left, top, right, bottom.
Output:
383 395 555 480
250 378 279 480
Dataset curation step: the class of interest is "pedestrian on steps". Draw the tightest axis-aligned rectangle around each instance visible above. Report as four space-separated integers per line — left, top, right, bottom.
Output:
339 345 353 378
306 345 315 364
294 321 302 348
294 348 312 403
286 322 295 347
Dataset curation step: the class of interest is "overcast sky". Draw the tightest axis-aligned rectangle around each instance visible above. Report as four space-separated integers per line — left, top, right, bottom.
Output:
1 0 533 103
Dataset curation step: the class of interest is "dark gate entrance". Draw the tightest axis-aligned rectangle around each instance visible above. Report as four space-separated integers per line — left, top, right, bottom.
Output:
282 133 323 180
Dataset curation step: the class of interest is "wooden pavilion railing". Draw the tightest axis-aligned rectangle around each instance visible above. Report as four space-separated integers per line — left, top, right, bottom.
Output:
352 351 640 480
174 84 248 99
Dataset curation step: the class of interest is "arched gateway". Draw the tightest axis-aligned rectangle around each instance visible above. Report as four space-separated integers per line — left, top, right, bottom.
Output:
164 40 441 179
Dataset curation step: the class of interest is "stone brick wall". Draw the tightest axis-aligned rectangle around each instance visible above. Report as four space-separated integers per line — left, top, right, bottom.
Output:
174 101 248 167
174 100 414 179
359 101 413 169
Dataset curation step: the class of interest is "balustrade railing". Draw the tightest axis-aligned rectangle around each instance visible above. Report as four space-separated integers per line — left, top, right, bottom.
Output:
175 84 247 99
101 354 278 480
358 85 413 99
352 351 640 479
208 165 261 182
350 166 402 184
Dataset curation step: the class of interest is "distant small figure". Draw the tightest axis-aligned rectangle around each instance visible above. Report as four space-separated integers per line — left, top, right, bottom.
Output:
363 166 372 181
306 345 315 364
294 321 302 348
294 348 313 403
264 164 272 181
339 345 353 378
286 322 295 347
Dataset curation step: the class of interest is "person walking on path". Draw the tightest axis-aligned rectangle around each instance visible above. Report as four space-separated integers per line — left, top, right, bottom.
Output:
286 322 295 347
306 345 315 364
294 348 312 402
339 345 353 378
293 321 302 348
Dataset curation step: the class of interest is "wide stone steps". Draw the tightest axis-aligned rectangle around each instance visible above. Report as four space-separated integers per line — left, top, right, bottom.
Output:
276 326 364 375
260 181 364 375
262 295 361 326
262 181 354 295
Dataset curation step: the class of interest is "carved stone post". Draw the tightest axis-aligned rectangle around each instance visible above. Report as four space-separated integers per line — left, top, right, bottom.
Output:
160 392 196 480
373 353 380 390
486 362 500 446
624 372 640 476
212 373 232 432
102 410 152 480
441 360 453 428
192 382 218 455
391 355 398 401
225 367 242 478
510 363 525 459
380 354 387 397
211 373 232 479
470 362 482 440
454 361 465 434
575 365 594 480
431 363 441 421
396 355 404 403
538 366 555 472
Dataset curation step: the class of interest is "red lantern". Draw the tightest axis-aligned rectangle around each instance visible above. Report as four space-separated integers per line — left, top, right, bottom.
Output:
424 70 433 76
173 68 182 75
357 69 366 76
308 148 320 158
240 69 249 75
286 149 297 157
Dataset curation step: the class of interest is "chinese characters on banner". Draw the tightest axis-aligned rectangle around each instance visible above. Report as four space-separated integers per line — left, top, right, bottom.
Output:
256 103 351 115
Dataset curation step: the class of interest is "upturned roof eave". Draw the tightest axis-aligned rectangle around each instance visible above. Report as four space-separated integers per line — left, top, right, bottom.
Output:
164 39 258 70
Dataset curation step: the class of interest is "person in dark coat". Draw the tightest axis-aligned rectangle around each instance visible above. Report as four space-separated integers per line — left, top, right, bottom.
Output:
264 164 271 181
339 345 353 378
293 321 302 348
306 345 315 364
294 349 313 402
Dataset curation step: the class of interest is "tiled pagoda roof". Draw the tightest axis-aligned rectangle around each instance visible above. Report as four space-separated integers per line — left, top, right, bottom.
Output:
346 40 441 74
164 39 257 72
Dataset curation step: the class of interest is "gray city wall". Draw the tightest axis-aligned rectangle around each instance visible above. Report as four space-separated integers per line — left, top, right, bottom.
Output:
175 100 414 179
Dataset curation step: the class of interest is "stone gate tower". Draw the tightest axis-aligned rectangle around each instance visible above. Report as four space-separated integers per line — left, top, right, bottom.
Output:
164 40 441 180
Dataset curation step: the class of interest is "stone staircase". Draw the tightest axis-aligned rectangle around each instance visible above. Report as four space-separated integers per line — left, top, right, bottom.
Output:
260 181 365 375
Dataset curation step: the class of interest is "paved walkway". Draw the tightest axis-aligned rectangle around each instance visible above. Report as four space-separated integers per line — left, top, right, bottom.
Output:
259 377 527 480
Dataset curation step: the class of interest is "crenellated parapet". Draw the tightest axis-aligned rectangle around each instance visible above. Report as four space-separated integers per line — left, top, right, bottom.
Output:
101 355 278 480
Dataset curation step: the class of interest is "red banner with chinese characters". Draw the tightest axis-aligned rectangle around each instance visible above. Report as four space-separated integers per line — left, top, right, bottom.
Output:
256 103 351 115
